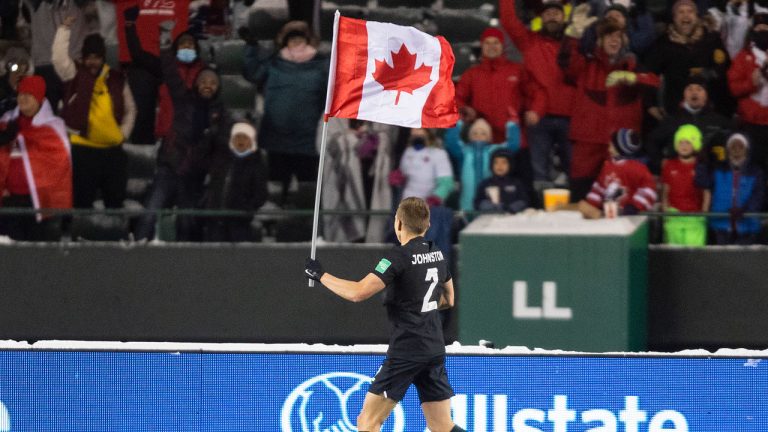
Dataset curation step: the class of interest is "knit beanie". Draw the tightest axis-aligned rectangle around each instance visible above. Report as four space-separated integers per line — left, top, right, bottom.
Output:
685 73 708 91
480 27 505 43
81 33 106 59
672 0 697 15
674 124 703 153
468 118 493 141
230 122 257 153
17 75 46 104
726 133 750 150
611 128 641 157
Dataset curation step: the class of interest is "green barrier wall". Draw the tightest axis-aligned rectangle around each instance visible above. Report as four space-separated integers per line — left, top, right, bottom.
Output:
458 215 648 351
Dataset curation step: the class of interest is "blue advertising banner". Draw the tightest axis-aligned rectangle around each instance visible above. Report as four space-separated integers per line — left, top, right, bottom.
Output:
0 350 766 431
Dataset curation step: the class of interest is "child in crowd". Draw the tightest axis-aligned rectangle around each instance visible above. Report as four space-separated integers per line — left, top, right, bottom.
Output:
203 122 267 242
444 118 520 212
577 129 657 218
705 133 764 245
388 128 454 207
474 148 529 213
661 124 710 246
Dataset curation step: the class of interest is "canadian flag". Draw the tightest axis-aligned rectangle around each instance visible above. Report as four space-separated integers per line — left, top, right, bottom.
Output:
324 11 459 129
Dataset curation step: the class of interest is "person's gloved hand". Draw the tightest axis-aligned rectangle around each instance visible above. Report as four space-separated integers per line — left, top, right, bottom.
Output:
426 195 443 207
605 71 638 87
729 206 745 220
123 6 140 24
159 20 176 49
388 169 405 187
564 4 598 39
304 257 325 282
622 203 639 215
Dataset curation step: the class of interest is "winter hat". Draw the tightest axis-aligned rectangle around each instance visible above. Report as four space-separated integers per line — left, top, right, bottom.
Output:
674 124 703 153
726 133 749 150
611 128 641 157
81 33 106 59
230 122 257 153
468 118 493 142
539 0 565 14
17 75 46 104
672 0 697 15
685 73 708 91
3 47 31 74
480 27 505 43
604 3 629 21
490 147 516 171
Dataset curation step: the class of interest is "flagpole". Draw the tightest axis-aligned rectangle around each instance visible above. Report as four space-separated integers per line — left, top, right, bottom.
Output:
308 117 330 287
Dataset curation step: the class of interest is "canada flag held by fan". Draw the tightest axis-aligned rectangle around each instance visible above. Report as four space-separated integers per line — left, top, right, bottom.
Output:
323 11 459 129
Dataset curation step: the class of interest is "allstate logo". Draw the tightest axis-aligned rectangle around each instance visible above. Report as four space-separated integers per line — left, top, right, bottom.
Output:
281 372 405 432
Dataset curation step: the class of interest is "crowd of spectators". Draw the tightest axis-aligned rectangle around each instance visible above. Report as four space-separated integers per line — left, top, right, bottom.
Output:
0 0 768 246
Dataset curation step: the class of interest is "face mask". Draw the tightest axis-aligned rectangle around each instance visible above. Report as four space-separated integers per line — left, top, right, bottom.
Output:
176 48 197 63
411 137 426 150
753 31 768 51
232 147 256 158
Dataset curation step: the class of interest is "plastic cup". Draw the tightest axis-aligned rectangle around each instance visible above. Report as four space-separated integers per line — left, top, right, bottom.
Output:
543 188 570 212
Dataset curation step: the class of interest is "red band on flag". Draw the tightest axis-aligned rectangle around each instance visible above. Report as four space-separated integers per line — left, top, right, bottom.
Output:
421 36 459 128
328 16 368 119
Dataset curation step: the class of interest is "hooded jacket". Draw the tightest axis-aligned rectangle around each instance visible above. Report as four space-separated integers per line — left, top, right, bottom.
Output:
728 44 768 125
473 148 529 213
159 48 228 176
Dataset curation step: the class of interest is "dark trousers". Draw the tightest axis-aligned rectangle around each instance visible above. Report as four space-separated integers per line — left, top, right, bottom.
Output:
134 165 205 241
528 115 571 182
0 195 62 241
71 144 127 209
267 151 318 202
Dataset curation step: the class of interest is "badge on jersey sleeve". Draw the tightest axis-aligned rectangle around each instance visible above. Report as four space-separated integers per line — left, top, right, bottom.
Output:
375 258 392 274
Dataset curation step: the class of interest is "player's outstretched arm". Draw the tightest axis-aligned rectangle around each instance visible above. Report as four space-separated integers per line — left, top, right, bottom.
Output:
305 258 386 302
438 278 455 310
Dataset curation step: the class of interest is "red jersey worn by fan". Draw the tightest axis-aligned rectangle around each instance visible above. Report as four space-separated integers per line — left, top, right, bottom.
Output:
586 158 657 212
661 158 703 211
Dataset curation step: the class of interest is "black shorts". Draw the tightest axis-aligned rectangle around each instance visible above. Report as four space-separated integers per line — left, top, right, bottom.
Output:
368 356 454 403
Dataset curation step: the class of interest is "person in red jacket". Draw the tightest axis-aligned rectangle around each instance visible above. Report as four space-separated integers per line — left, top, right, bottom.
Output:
559 13 659 201
0 76 72 240
499 0 576 188
455 27 544 144
727 12 768 173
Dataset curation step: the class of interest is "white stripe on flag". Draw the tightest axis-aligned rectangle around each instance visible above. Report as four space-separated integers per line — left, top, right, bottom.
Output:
356 21 441 128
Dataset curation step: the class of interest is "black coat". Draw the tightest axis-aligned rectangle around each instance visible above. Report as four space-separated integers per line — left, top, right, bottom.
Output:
205 151 268 212
474 175 530 213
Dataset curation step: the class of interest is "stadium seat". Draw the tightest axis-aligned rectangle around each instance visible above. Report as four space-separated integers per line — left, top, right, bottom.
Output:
367 8 425 27
377 0 434 8
451 42 479 79
210 40 246 75
443 0 495 9
247 9 289 42
434 11 492 43
219 75 257 111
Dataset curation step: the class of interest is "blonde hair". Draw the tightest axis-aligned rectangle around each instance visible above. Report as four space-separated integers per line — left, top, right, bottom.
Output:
396 197 431 234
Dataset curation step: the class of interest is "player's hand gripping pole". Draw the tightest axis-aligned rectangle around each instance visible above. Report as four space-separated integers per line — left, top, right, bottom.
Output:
309 118 330 287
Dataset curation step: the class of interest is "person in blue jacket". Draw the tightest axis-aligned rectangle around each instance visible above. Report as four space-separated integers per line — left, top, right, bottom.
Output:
444 118 520 212
705 132 764 245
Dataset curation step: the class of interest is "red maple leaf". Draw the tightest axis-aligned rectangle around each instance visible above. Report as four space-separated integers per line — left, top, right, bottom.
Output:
372 44 433 105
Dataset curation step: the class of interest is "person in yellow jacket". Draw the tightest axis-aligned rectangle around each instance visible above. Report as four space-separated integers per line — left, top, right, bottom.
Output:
52 16 136 210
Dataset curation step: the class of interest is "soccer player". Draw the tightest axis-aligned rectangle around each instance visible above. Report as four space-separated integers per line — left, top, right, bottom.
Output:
304 197 464 432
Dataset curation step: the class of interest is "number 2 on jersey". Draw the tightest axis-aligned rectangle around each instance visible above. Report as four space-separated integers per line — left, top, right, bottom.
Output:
421 267 439 312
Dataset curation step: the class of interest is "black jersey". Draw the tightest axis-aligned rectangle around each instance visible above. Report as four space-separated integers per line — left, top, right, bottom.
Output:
371 236 452 361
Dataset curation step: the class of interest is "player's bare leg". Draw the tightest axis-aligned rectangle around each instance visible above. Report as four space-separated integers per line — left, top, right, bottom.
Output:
357 391 398 432
422 399 464 432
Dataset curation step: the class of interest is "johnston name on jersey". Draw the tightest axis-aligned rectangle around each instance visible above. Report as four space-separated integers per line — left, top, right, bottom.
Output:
372 236 452 361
